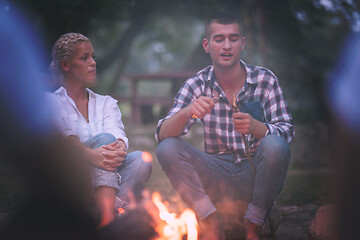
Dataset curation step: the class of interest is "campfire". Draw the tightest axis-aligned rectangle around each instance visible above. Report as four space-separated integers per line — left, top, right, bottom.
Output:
129 152 199 240
151 192 198 240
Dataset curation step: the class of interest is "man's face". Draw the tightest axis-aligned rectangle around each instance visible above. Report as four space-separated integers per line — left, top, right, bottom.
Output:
202 22 245 70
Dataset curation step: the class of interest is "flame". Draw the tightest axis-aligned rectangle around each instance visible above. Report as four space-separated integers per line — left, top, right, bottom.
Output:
118 207 125 214
142 151 153 163
152 192 198 240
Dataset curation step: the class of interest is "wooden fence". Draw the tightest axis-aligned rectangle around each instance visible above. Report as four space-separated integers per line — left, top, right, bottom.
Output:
114 72 195 125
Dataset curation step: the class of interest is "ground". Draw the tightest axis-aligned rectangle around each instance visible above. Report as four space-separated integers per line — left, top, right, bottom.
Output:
276 204 318 240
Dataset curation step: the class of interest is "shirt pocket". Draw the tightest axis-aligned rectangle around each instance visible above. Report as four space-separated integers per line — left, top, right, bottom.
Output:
240 102 265 122
61 114 78 131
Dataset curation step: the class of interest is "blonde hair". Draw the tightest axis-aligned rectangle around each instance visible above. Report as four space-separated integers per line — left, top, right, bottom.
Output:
49 33 90 83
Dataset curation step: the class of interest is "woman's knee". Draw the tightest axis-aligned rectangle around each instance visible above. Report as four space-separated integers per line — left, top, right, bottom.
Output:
97 133 117 145
87 133 117 148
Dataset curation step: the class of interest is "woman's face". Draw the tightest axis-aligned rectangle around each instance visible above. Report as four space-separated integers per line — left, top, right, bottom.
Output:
63 41 96 84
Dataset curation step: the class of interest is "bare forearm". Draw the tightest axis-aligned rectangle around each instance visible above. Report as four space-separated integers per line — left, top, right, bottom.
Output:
67 135 101 166
159 96 216 141
67 135 87 152
158 106 192 141
117 139 127 150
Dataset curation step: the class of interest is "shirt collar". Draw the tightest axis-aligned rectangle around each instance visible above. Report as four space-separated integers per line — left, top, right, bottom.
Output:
54 86 95 99
205 60 258 88
241 59 258 85
54 86 66 94
86 88 96 99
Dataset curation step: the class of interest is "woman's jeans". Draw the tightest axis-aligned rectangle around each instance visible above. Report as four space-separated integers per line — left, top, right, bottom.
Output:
85 133 152 209
156 135 290 225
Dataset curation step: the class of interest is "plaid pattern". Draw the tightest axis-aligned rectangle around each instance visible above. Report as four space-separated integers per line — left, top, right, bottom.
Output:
156 60 295 163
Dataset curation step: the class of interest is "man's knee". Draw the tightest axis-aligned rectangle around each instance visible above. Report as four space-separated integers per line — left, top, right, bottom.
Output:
258 135 290 166
156 137 181 163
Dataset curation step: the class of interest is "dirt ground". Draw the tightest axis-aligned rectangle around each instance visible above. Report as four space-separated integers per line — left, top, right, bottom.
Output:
276 204 318 240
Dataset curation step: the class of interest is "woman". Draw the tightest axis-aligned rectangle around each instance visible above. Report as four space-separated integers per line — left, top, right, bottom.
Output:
47 33 152 227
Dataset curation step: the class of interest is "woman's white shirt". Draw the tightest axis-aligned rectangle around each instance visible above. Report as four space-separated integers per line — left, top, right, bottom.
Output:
46 86 128 148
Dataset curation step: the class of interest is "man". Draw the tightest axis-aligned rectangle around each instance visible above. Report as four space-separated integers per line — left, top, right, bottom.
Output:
155 11 294 240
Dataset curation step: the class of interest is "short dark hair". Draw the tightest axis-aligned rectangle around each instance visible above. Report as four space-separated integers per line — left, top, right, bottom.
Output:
205 11 243 38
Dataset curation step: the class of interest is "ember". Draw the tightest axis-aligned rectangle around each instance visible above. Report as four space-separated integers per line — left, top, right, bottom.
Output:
142 151 153 163
151 192 198 240
118 207 125 214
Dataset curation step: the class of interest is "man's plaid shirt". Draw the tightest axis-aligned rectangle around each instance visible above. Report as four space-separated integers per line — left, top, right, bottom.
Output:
155 60 295 163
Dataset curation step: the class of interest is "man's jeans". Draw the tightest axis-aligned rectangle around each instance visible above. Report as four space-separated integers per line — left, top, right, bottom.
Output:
85 133 152 208
156 135 290 225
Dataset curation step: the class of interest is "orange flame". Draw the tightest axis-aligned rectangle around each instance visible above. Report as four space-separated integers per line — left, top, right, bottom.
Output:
142 151 153 163
118 207 125 214
152 192 198 240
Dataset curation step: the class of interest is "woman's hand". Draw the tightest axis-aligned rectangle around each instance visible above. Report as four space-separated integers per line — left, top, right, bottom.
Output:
102 140 127 171
88 140 127 171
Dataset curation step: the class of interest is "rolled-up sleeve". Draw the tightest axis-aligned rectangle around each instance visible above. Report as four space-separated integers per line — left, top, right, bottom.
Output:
155 81 199 142
263 78 295 144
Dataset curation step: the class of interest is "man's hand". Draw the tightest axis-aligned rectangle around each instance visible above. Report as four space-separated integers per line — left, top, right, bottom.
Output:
158 96 217 141
188 96 215 119
233 112 254 135
233 112 268 139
